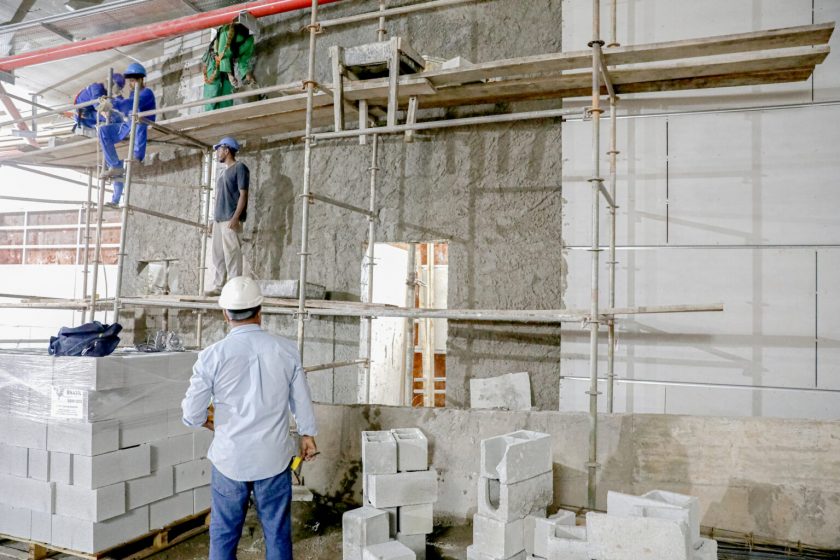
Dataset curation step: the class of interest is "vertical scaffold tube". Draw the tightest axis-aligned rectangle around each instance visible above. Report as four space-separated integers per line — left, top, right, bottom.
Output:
296 0 320 360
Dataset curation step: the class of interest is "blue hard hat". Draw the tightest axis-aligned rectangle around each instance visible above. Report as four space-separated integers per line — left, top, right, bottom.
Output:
213 136 240 151
112 73 125 89
124 62 147 78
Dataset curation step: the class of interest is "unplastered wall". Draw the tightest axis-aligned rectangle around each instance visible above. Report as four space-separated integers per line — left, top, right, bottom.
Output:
307 404 840 549
559 0 840 419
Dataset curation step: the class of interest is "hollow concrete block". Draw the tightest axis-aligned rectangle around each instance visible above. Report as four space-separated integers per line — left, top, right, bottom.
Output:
477 472 552 522
392 428 428 472
343 506 390 560
607 489 699 555
586 511 689 560
530 510 575 557
363 540 416 560
362 431 398 475
481 430 551 484
367 469 438 508
472 513 525 559
545 525 588 560
399 503 433 535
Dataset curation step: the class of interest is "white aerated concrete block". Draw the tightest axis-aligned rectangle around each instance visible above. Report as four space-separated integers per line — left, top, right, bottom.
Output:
73 444 151 489
48 419 119 456
472 513 524 558
194 485 211 513
193 429 214 459
383 507 398 538
51 506 150 554
343 507 390 560
28 448 49 481
31 511 51 543
150 491 194 530
363 540 416 560
367 469 438 508
545 525 588 560
167 409 193 437
49 451 72 485
0 443 28 477
694 538 718 560
150 434 194 469
0 415 47 449
607 490 699 554
174 458 211 492
399 504 433 535
531 510 575 557
127 466 175 508
362 431 398 474
392 428 428 472
470 372 532 411
396 533 426 560
466 545 525 560
54 482 126 522
587 511 689 560
120 412 170 448
0 473 53 513
642 490 701 546
481 431 551 484
0 504 32 540
477 472 553 522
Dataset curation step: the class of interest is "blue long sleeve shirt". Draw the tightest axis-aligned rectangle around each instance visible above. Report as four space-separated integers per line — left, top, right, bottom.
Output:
74 83 107 128
181 324 318 481
113 86 156 122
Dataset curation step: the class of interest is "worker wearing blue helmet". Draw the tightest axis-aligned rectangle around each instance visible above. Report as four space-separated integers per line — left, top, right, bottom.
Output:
205 136 250 296
72 73 125 135
99 62 157 206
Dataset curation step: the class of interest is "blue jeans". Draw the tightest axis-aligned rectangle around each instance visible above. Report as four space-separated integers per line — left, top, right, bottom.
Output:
210 465 293 560
98 122 148 204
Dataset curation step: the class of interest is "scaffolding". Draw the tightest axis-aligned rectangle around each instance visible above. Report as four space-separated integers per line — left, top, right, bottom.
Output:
0 0 833 509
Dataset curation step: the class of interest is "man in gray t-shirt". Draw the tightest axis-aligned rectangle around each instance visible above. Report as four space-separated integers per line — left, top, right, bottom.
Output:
206 136 250 296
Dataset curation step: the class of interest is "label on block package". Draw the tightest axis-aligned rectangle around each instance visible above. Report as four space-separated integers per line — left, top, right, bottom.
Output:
50 387 86 419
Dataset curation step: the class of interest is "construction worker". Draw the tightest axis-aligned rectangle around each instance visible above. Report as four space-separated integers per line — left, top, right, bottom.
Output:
98 62 156 207
205 136 249 297
72 74 125 136
202 22 256 112
181 276 318 560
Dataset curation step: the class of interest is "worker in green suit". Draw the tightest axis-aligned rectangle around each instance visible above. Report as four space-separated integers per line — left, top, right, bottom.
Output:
202 22 256 112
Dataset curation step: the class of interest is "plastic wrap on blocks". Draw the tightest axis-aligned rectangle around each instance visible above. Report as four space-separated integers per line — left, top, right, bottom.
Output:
0 350 197 423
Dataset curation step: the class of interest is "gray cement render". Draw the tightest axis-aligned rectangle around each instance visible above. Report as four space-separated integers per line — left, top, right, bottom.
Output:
120 0 840 417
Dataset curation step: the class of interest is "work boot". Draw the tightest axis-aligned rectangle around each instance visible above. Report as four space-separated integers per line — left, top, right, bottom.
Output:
100 167 124 179
203 288 222 297
104 201 120 208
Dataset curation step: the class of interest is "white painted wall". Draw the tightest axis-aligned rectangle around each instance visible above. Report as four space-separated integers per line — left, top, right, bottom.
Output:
559 0 840 419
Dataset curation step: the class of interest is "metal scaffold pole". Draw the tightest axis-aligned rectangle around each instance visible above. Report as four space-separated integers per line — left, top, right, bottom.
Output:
113 82 142 322
296 0 321 360
606 9 620 414
195 150 213 348
80 169 94 323
587 0 604 511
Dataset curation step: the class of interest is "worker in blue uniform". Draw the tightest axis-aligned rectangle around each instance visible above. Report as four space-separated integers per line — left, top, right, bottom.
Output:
98 62 156 206
72 73 125 134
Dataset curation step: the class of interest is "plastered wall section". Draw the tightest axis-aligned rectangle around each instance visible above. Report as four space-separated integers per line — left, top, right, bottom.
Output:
306 404 840 549
559 0 840 418
124 0 568 408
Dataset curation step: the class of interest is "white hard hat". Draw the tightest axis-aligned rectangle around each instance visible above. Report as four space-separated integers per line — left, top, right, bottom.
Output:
218 276 264 310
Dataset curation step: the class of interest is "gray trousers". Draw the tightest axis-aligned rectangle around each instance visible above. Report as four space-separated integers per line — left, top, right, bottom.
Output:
211 221 243 290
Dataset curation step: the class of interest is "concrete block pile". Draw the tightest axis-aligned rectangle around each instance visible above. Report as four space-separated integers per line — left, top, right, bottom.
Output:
467 430 553 560
524 490 717 560
0 351 212 554
343 428 437 560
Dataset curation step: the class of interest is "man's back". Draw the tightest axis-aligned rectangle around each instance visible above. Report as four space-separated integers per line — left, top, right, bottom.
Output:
182 324 316 482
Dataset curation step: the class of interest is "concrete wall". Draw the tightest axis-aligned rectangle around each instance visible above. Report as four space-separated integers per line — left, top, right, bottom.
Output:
306 403 840 549
122 0 840 417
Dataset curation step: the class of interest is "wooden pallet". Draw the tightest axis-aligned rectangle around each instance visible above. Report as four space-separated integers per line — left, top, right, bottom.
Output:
0 509 210 560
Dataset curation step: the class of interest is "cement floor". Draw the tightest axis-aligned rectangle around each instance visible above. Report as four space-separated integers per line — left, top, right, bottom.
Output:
141 502 806 560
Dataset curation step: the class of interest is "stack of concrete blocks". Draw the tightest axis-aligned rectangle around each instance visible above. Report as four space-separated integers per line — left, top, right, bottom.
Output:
0 351 213 554
467 430 553 560
524 490 718 560
343 428 437 560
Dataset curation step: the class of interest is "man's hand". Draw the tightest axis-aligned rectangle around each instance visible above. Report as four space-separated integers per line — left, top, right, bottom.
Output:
228 219 242 232
202 419 215 431
300 436 318 462
98 96 112 113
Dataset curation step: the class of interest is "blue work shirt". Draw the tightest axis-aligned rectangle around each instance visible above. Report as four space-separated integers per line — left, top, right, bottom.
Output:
74 83 107 128
113 86 156 122
181 324 318 482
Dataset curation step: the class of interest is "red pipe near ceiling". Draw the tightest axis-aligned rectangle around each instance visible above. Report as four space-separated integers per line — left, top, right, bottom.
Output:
0 0 342 72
